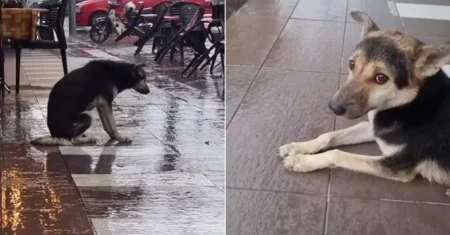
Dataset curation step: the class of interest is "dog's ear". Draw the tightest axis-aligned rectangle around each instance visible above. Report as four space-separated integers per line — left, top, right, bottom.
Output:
414 44 450 78
350 11 380 37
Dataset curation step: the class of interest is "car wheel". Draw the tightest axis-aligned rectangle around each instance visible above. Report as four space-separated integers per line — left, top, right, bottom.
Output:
89 12 107 26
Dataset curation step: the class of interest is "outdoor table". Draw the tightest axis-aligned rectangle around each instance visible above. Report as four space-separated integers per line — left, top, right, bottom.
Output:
164 15 179 21
0 7 47 96
141 14 180 21
141 13 157 18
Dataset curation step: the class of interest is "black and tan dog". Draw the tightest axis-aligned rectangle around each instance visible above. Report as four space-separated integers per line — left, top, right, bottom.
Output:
31 60 149 146
277 11 450 186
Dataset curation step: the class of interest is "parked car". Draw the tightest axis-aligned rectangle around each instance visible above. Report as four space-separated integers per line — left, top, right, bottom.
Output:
75 0 211 27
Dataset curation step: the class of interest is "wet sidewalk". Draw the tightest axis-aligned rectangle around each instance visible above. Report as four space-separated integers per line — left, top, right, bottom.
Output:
227 0 450 234
1 46 224 233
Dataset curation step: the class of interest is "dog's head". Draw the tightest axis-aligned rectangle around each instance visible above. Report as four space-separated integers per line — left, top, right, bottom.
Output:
329 11 450 119
131 63 150 94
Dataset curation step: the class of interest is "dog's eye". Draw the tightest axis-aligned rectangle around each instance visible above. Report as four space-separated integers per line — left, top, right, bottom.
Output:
374 74 389 84
349 60 355 70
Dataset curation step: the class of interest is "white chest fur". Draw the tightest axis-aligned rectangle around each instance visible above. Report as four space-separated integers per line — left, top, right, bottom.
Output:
368 110 405 156
375 138 405 156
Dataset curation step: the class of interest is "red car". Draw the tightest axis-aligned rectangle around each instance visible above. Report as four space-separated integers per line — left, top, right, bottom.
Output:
75 0 211 26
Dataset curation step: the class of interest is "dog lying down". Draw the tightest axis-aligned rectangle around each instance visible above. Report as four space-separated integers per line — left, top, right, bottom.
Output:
278 11 450 186
31 60 149 146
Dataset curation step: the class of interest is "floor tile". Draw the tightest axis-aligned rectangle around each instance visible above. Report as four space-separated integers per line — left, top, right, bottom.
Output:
226 66 259 125
71 173 214 187
396 2 450 21
347 0 405 31
396 0 450 4
2 175 82 210
239 0 300 19
341 23 363 74
227 13 288 68
227 189 326 235
291 0 347 22
263 19 345 73
227 69 338 194
79 186 223 218
330 166 450 203
1 119 48 143
402 18 450 38
327 197 450 235
329 134 450 204
92 217 224 235
2 208 95 235
1 104 44 120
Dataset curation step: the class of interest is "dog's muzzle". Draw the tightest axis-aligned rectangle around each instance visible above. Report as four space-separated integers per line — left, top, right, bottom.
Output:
134 81 150 94
328 100 347 116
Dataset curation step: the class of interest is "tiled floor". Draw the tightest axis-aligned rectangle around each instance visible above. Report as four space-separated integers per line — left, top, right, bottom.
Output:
226 0 450 234
1 45 224 234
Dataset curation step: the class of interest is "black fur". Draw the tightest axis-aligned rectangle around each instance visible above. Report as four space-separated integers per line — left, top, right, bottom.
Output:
373 70 450 172
47 60 142 139
356 36 410 88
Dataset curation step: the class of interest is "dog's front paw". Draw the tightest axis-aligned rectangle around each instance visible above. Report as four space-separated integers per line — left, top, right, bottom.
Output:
277 141 320 158
114 136 132 143
283 153 331 173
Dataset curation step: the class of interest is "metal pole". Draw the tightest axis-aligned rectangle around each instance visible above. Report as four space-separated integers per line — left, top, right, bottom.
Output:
68 0 76 36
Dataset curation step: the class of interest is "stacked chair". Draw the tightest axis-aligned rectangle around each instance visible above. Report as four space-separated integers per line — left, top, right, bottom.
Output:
13 0 69 94
133 1 224 78
133 1 172 56
183 3 224 78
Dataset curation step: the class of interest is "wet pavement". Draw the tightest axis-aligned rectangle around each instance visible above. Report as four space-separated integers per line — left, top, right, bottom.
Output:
1 24 224 234
227 0 450 234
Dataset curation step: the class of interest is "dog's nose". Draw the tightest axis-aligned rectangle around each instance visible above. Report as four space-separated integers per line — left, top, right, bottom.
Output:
328 100 346 116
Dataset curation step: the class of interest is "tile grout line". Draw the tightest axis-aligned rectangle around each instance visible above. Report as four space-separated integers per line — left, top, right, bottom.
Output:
226 0 303 128
324 1 350 234
226 186 328 197
227 186 450 206
393 1 408 34
289 17 346 23
228 64 344 75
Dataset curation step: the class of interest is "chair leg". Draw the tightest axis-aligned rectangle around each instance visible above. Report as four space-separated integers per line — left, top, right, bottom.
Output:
209 52 217 74
186 45 217 78
181 53 199 76
152 37 161 54
179 41 184 64
169 46 176 62
15 46 21 94
60 47 68 75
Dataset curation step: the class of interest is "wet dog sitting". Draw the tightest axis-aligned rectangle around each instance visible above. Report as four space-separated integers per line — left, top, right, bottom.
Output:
31 60 149 146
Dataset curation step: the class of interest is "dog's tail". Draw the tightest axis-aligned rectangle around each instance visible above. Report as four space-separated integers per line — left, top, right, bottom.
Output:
30 137 73 146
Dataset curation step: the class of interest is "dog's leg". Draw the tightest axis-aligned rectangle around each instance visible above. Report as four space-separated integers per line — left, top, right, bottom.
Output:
98 103 132 143
97 106 113 136
283 149 417 183
71 113 96 144
278 121 374 157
